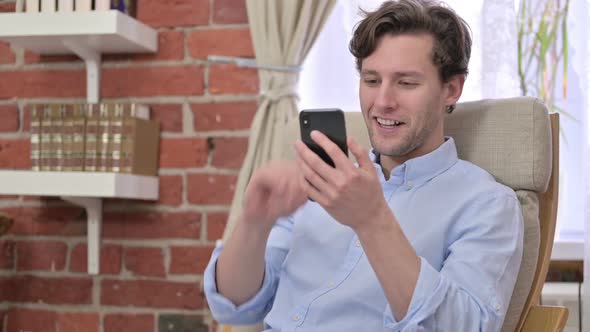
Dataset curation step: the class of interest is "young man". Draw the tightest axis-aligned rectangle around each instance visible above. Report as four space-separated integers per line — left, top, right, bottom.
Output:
204 1 523 331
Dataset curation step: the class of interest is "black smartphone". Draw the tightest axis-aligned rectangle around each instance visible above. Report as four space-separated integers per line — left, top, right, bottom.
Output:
299 109 348 167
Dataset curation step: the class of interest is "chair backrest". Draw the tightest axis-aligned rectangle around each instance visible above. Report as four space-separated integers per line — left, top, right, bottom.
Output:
280 97 557 332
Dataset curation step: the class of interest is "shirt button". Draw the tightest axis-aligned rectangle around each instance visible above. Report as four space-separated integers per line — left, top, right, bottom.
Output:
292 314 301 321
406 181 413 189
327 281 335 288
355 240 362 247
494 303 501 312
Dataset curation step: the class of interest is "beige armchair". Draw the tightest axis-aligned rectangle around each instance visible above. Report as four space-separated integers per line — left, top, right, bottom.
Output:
221 97 568 332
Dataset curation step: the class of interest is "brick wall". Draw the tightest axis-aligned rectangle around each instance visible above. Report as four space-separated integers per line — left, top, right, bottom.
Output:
0 0 258 331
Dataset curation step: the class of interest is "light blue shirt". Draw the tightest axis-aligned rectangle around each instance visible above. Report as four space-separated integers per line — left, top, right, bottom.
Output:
204 137 524 331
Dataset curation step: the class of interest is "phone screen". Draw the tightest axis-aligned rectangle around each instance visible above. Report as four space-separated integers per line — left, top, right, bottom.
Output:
299 109 348 167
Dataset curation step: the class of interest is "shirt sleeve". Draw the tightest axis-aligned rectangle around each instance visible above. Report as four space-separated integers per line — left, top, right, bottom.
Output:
383 193 524 331
203 215 295 325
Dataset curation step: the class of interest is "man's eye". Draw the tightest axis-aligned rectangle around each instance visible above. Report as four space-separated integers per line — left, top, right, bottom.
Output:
400 81 417 86
364 79 379 85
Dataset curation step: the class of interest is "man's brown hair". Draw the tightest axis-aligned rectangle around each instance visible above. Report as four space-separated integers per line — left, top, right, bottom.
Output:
349 0 472 112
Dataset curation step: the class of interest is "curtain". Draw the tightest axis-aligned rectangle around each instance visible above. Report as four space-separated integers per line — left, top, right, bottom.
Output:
219 1 336 331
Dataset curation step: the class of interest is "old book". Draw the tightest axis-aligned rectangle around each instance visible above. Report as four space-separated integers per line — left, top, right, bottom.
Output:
97 103 113 172
109 104 124 172
61 104 74 171
50 105 64 172
74 0 91 11
58 0 73 12
26 0 40 12
39 105 52 171
40 0 56 12
71 104 86 171
30 105 43 171
119 117 160 176
84 104 100 172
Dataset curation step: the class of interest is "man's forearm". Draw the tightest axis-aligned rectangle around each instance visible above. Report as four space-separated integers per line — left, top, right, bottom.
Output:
216 216 272 306
356 208 421 321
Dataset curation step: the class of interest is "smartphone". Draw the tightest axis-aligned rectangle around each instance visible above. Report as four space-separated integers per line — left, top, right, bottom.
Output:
299 109 348 167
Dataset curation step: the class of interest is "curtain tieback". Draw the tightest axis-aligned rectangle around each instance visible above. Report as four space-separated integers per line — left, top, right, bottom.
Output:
261 85 299 102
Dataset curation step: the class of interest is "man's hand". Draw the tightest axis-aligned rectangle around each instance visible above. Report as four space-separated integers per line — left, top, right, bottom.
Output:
295 131 389 233
241 160 308 231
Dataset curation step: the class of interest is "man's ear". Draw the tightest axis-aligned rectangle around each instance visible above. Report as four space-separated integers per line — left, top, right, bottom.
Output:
444 74 466 106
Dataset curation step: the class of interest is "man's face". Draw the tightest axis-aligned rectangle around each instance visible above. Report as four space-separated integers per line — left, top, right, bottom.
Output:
359 33 462 164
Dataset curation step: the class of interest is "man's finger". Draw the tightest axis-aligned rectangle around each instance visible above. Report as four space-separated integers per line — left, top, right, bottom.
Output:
348 137 374 172
295 139 340 185
310 130 352 171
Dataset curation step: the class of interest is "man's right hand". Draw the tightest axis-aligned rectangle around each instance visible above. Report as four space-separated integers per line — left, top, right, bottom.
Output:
241 160 308 231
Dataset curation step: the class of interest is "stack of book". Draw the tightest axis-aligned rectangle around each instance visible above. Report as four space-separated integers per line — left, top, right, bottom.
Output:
30 103 159 176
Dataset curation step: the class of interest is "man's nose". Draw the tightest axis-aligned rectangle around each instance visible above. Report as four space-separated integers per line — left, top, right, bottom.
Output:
374 84 397 110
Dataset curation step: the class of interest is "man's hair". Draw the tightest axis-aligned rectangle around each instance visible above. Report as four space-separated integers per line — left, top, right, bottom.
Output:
349 0 472 113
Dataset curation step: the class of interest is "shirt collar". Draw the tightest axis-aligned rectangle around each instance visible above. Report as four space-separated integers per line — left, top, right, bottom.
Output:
369 137 459 186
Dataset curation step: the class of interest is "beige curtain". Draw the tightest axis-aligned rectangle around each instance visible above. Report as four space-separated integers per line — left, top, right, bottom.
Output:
218 1 336 331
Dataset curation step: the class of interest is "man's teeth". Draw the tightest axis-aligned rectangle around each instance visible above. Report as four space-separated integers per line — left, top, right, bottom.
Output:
376 118 402 126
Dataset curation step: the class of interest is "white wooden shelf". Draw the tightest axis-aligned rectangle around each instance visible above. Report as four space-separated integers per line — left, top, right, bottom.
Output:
0 170 159 274
0 10 158 103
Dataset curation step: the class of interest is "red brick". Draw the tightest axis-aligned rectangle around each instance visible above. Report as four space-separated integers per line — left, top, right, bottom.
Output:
70 244 122 274
102 66 204 97
0 69 85 99
0 275 92 304
207 212 228 241
137 0 209 28
124 246 166 277
0 2 16 12
0 41 15 64
58 312 100 332
0 206 85 236
209 64 259 94
159 175 183 206
0 139 30 169
150 104 183 132
104 314 154 332
0 105 18 132
191 101 257 132
24 51 81 64
213 0 248 24
0 240 15 269
187 173 237 205
16 240 67 271
6 308 57 332
159 138 208 168
104 30 184 62
103 211 201 239
187 28 253 59
169 246 214 274
101 279 203 309
211 137 248 169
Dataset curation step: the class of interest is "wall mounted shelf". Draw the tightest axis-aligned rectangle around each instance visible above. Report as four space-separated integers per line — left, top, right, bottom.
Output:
0 171 158 274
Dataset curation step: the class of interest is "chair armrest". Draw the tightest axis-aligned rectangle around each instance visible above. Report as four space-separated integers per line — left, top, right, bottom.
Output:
520 305 569 332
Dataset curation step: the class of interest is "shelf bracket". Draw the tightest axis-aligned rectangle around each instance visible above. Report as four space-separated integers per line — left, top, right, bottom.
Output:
61 196 103 275
63 40 101 103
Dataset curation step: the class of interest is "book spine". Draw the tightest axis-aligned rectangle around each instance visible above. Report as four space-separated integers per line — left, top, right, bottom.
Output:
58 0 73 12
110 104 124 172
40 106 52 171
84 104 99 172
97 103 111 172
61 105 74 172
95 0 110 10
40 0 56 12
71 104 86 172
51 105 64 172
26 0 40 12
30 105 42 171
119 115 135 173
74 0 91 11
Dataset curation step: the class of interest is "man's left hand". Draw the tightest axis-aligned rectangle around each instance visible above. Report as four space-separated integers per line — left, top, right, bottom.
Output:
295 130 390 232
